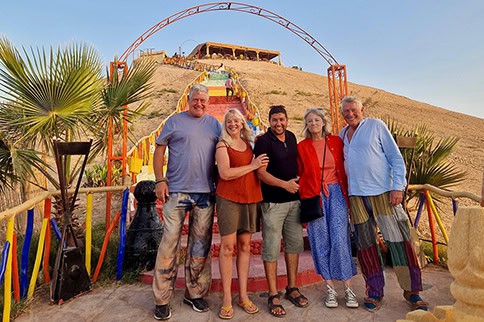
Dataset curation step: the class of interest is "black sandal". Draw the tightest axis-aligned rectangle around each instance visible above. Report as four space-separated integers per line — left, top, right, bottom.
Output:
268 294 286 318
285 286 309 308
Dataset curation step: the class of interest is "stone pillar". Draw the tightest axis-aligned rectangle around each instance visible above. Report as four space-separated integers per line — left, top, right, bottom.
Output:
400 206 484 322
448 207 484 321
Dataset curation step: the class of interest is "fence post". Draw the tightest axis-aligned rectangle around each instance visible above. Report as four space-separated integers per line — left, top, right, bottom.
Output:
424 190 439 263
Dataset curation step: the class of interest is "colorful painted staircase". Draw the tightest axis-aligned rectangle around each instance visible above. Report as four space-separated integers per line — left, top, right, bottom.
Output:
139 69 321 292
202 74 247 122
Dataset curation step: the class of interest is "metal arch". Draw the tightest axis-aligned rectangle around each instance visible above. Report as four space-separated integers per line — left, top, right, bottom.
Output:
119 2 339 65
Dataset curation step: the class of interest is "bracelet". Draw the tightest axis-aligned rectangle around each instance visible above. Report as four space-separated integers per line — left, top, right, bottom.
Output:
155 178 167 184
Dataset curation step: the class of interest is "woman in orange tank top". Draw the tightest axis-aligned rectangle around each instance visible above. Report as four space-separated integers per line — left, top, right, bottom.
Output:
215 109 269 319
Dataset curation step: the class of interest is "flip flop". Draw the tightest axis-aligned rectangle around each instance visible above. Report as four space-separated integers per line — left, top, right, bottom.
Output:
218 306 234 320
237 300 259 314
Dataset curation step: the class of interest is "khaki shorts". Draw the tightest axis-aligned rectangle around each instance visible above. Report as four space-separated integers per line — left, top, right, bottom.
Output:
260 201 304 262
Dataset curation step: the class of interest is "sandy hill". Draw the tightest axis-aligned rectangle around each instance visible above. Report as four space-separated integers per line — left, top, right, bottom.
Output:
134 59 484 241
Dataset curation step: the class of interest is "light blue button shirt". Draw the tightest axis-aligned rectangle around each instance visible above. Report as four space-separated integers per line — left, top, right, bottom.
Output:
339 118 406 196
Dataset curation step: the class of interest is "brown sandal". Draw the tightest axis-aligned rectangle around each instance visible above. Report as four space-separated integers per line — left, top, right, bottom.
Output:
285 286 309 308
363 297 382 312
403 291 428 311
268 294 286 318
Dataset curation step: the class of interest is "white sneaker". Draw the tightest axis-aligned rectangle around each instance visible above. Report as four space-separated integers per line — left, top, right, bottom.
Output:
325 285 338 308
345 287 359 308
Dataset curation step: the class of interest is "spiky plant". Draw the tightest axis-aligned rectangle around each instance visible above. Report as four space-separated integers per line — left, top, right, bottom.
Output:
0 37 155 229
0 133 45 194
385 119 466 204
88 57 156 159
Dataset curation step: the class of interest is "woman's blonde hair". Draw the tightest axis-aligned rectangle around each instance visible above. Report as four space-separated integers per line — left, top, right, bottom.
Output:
220 108 254 146
301 107 332 139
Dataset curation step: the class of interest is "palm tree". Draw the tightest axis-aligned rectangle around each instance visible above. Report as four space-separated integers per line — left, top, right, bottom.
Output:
385 119 466 203
0 37 156 226
0 37 103 189
0 132 45 194
88 57 156 159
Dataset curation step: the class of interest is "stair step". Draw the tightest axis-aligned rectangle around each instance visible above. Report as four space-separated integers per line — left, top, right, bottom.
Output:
140 249 321 292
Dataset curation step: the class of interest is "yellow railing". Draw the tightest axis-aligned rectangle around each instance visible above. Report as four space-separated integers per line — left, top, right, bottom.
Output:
0 185 130 320
126 61 268 182
126 71 208 182
407 182 483 264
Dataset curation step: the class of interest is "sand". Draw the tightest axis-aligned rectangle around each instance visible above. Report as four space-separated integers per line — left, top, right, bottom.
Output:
132 58 484 241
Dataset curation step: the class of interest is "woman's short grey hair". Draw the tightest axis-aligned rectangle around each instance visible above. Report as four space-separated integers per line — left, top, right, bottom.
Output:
189 83 210 99
340 95 362 113
302 107 332 139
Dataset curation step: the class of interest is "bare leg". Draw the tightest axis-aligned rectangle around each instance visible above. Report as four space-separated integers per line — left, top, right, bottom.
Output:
236 232 252 303
326 279 336 289
343 280 351 288
264 260 278 296
285 252 308 307
264 260 284 315
219 232 236 308
285 252 299 289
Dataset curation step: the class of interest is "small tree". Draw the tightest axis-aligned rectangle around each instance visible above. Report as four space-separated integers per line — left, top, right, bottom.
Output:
0 37 155 228
385 119 466 204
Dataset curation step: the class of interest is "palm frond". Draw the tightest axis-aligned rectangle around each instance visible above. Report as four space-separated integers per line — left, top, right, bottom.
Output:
383 118 467 203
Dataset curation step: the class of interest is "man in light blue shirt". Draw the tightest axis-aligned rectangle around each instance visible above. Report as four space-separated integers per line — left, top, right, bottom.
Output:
340 96 427 313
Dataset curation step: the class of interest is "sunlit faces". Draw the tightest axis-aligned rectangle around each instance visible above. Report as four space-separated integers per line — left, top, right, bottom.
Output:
187 90 208 118
269 112 288 136
342 101 364 129
306 112 325 136
225 113 243 137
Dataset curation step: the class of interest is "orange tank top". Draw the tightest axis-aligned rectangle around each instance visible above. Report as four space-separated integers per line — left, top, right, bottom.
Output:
216 142 263 203
313 139 339 197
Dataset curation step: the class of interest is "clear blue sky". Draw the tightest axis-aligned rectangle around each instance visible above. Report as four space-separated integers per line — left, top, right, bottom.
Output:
1 1 483 118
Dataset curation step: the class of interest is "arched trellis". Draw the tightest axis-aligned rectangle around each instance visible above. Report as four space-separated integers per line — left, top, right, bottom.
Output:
106 2 348 225
118 2 337 65
116 2 348 129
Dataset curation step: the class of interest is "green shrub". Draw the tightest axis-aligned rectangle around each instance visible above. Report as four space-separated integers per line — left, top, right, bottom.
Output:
1 220 140 319
84 164 121 187
146 110 162 118
265 90 287 95
294 90 314 96
420 240 448 267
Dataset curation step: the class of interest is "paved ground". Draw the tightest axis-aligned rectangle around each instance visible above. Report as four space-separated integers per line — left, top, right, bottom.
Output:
16 265 454 322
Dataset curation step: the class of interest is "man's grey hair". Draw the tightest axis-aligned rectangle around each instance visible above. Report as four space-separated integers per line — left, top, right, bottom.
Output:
340 96 363 113
189 83 210 99
302 107 332 139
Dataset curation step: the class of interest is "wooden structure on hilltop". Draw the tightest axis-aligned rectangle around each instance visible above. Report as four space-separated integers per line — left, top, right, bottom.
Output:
187 41 281 64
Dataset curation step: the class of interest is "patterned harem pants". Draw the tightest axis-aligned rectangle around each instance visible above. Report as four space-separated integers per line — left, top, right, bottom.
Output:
349 192 422 298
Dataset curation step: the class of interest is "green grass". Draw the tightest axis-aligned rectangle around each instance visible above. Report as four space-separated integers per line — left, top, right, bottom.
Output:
1 221 142 320
156 88 178 96
0 289 31 320
294 89 314 96
421 240 448 267
146 110 162 118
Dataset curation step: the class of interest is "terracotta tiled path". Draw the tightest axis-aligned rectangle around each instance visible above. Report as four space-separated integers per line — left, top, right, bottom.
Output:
17 265 454 321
